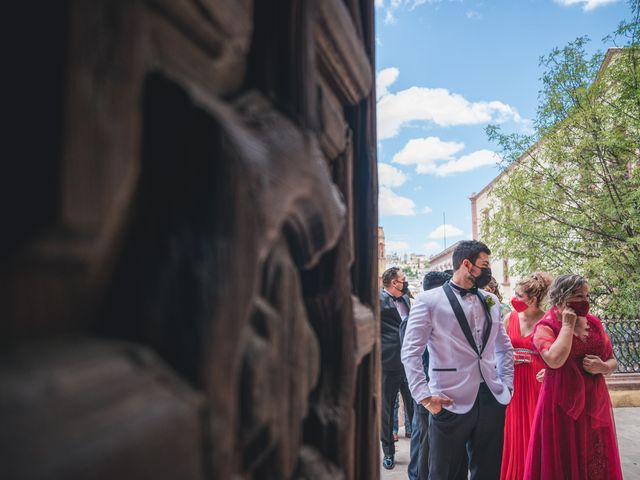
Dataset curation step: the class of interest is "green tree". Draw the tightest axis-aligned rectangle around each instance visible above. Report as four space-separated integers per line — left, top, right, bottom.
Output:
484 1 640 317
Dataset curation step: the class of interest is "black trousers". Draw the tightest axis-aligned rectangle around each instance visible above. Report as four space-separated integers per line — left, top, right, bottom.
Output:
428 383 505 480
381 370 414 456
411 402 430 480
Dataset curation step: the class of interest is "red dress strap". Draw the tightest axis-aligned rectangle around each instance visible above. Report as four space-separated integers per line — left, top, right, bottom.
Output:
507 311 520 337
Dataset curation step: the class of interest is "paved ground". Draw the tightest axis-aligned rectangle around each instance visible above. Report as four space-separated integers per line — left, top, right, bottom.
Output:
381 407 640 479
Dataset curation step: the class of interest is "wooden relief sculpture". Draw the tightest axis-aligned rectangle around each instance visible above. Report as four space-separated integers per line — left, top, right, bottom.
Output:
1 1 378 479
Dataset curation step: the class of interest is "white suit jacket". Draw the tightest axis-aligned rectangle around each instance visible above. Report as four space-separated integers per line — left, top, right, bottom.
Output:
401 284 514 414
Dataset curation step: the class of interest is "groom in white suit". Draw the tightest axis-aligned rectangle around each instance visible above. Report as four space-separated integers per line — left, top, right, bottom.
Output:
401 240 514 480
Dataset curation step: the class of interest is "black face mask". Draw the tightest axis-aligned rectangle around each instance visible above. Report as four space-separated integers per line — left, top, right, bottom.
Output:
470 266 492 289
394 279 409 295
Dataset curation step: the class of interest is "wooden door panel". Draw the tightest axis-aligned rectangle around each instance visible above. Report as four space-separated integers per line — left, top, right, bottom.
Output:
1 1 379 478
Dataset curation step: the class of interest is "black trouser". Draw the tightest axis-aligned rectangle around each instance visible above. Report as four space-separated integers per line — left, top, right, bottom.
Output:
381 370 414 456
409 402 430 480
428 383 505 480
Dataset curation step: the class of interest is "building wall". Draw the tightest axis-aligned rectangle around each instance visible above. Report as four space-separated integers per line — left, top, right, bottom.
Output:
378 226 386 287
471 181 519 301
429 255 454 272
428 240 461 273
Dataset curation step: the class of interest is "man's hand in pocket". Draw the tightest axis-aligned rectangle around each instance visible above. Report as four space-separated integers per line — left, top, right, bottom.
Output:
420 394 454 415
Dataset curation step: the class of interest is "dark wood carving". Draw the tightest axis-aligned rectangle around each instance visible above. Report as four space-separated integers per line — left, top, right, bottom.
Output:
316 0 373 106
1 1 379 479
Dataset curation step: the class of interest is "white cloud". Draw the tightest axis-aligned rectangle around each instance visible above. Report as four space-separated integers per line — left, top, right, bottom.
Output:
384 9 397 24
377 82 526 139
428 224 464 240
379 186 416 216
386 240 411 253
392 137 500 177
423 241 442 253
378 162 408 187
519 118 535 135
466 10 482 19
422 206 433 214
553 0 619 11
377 0 443 25
392 137 464 173
433 149 500 176
376 67 400 100
380 0 444 7
411 0 432 8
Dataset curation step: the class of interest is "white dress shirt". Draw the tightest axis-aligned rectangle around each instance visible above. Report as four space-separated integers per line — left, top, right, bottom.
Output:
450 281 485 352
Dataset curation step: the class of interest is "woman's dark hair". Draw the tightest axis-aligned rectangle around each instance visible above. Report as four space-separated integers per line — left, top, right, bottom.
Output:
548 274 588 306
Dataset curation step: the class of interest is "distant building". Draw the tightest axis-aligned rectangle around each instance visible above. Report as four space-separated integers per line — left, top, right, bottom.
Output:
428 241 462 273
379 242 430 295
408 253 428 270
378 226 385 288
385 251 402 267
404 253 429 295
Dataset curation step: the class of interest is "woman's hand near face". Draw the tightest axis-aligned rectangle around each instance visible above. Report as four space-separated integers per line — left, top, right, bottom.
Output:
538 307 578 369
561 306 577 329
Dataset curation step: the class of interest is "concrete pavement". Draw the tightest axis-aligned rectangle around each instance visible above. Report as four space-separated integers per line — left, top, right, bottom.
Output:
381 407 640 479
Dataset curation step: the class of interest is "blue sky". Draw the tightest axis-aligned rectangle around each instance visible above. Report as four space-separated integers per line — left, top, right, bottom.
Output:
376 0 630 256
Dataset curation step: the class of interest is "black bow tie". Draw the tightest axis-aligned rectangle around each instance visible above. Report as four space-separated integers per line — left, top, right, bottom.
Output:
449 282 478 297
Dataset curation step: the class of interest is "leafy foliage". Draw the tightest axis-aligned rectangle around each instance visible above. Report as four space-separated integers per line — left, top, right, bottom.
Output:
484 1 640 317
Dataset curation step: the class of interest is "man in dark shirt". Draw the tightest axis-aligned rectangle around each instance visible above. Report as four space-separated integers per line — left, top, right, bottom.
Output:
379 267 414 470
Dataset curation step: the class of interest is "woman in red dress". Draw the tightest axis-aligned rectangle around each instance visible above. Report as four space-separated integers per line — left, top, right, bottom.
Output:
524 274 622 480
500 272 552 480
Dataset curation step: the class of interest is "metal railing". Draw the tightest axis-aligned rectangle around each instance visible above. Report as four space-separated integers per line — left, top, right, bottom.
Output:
603 319 640 373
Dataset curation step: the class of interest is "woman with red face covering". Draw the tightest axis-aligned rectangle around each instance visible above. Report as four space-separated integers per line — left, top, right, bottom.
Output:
500 272 552 480
524 274 622 480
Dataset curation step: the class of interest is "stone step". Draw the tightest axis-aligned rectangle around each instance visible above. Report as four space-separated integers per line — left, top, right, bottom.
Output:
606 373 640 391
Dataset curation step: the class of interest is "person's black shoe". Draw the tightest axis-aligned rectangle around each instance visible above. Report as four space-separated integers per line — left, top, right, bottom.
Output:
382 455 395 470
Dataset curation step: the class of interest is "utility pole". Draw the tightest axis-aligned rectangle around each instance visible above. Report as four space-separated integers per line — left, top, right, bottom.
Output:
443 212 447 249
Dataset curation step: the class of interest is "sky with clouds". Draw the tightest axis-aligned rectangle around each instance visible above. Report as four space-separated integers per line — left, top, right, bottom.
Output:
376 0 629 257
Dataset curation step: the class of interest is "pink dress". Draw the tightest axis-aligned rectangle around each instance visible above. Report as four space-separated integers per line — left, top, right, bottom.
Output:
523 308 623 480
500 312 545 480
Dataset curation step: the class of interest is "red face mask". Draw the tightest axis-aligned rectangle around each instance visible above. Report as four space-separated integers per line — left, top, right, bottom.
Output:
511 297 529 313
568 300 590 316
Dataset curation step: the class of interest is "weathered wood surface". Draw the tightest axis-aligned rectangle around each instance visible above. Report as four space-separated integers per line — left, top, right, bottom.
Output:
1 1 379 478
316 0 373 106
318 79 349 162
0 341 207 480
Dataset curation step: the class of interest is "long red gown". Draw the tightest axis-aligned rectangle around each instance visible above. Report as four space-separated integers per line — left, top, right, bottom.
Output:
523 308 623 480
500 311 545 480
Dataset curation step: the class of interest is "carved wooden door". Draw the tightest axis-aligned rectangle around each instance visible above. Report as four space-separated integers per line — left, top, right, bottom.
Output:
1 1 379 479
